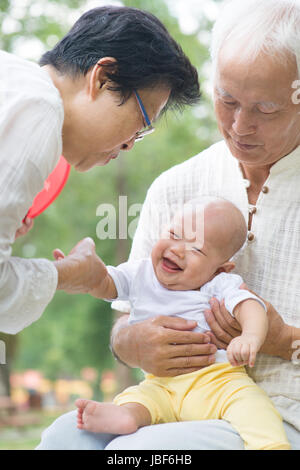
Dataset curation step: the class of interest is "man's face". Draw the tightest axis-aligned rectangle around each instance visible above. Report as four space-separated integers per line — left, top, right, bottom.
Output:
151 209 225 291
213 46 300 169
63 82 170 172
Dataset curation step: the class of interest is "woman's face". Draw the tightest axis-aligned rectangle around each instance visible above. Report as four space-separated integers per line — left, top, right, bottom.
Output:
61 63 170 172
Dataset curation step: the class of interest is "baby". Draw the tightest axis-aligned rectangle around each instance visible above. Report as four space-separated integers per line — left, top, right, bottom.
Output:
75 198 290 450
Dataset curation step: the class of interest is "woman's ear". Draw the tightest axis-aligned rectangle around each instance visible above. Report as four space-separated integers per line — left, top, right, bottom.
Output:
88 57 118 100
215 261 235 275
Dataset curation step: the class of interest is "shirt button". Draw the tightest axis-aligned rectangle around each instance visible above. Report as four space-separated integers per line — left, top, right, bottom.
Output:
248 232 255 242
262 186 269 194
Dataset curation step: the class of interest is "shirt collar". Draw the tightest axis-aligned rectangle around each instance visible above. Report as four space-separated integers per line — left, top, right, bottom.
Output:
269 145 300 176
225 141 300 177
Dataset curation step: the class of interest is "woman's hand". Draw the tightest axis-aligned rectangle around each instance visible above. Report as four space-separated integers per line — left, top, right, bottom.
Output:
204 284 294 361
53 237 109 295
15 217 34 240
111 315 217 377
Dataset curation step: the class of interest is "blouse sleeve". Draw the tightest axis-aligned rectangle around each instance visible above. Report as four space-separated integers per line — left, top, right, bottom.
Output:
0 96 62 334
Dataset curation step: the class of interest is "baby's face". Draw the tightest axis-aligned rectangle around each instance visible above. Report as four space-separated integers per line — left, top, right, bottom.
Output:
151 208 226 291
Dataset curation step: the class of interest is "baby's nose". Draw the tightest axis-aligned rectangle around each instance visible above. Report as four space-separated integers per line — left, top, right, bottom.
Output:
170 242 185 258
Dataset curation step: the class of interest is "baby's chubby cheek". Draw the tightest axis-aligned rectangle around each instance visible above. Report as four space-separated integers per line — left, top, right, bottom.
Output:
151 239 168 262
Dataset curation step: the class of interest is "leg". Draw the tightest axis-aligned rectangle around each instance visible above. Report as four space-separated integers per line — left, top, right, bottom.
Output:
36 410 117 450
107 420 299 451
36 411 300 450
75 399 151 434
106 420 246 450
222 385 291 450
284 422 300 450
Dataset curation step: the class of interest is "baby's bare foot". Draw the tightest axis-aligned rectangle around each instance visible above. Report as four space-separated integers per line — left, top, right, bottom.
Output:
75 399 139 434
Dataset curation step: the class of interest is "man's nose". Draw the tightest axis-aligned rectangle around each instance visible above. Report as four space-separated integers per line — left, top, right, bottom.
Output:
232 108 256 136
122 136 136 151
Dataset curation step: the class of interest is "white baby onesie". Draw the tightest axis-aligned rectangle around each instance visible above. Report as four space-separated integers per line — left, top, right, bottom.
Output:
107 258 266 362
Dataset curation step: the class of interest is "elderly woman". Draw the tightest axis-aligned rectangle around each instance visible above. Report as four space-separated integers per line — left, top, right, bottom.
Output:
38 0 300 450
0 6 199 335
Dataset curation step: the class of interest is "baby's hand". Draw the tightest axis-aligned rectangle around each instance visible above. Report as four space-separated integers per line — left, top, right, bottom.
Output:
227 333 261 368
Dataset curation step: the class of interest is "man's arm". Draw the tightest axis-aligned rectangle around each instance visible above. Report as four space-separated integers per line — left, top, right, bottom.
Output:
110 313 217 376
205 295 297 361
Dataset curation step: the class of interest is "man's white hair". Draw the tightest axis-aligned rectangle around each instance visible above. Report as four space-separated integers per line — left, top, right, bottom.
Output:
210 0 300 78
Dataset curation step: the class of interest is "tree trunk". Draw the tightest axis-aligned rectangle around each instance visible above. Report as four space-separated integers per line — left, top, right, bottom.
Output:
113 156 137 393
0 365 10 396
0 334 18 397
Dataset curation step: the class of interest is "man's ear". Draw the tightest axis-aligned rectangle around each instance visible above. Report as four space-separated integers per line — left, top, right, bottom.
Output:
88 57 118 100
215 261 235 275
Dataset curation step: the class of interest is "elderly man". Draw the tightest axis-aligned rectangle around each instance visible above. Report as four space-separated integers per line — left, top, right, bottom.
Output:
37 0 300 450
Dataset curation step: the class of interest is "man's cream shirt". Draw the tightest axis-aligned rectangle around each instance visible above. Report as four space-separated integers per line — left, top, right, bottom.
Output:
113 139 300 431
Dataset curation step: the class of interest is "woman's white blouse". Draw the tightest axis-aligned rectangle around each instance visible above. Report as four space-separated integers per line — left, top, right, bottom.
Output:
0 51 64 334
112 139 300 430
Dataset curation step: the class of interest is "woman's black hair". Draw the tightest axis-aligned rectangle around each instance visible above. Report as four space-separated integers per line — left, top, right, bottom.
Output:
39 6 201 110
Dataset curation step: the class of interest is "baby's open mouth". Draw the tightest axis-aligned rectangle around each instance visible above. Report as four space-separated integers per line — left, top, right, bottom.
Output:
161 257 183 272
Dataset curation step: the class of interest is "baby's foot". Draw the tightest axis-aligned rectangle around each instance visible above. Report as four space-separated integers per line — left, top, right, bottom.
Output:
75 399 138 434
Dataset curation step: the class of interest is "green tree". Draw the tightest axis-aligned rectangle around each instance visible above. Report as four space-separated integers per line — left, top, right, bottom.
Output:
0 0 220 395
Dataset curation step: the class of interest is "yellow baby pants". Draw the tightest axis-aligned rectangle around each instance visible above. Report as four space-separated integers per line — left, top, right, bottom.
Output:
114 362 290 450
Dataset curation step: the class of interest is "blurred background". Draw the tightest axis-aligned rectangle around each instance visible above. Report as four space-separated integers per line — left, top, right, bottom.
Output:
0 0 222 448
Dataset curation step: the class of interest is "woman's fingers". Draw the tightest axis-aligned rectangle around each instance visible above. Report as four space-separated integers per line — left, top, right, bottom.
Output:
53 248 65 260
15 217 34 240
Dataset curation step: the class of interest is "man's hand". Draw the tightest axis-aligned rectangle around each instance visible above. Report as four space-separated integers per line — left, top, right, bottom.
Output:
53 237 109 295
204 285 294 361
112 315 217 377
15 217 34 240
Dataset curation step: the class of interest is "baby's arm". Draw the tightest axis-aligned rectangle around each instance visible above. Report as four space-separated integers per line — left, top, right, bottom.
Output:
227 299 268 368
88 258 118 300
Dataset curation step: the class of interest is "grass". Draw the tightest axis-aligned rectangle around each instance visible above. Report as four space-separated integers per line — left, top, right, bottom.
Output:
0 438 40 450
0 408 70 450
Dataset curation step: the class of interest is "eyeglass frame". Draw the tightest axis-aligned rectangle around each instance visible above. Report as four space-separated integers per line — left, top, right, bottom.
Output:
133 90 155 141
95 62 154 142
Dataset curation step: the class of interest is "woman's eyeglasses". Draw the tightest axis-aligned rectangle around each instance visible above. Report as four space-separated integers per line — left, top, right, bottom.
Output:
134 90 155 141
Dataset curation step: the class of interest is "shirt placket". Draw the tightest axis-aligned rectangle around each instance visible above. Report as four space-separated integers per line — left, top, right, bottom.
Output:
243 178 271 244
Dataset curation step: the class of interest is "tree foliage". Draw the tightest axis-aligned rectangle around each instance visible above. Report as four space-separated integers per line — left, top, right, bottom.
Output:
0 0 220 381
